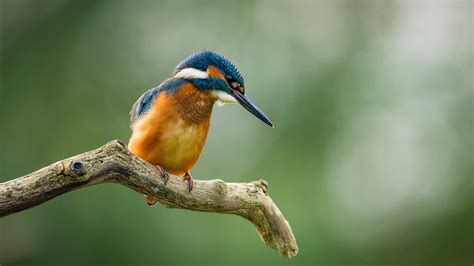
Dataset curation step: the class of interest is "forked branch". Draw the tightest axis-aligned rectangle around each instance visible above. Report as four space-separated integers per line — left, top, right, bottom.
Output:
0 140 298 258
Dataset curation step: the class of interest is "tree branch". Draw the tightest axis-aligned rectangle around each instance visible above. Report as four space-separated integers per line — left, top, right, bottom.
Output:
0 140 298 258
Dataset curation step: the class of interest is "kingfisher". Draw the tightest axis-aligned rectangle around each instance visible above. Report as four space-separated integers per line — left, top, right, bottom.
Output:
128 50 273 204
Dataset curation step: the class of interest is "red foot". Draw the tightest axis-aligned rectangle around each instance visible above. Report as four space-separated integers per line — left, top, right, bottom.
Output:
154 164 169 185
183 172 194 193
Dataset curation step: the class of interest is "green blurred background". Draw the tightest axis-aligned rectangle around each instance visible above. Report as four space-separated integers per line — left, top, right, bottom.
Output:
1 0 472 265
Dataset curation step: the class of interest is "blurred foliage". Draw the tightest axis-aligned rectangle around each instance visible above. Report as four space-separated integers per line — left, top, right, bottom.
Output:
0 0 473 265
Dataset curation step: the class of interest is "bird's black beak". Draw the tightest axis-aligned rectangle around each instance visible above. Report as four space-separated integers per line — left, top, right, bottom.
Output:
232 90 274 127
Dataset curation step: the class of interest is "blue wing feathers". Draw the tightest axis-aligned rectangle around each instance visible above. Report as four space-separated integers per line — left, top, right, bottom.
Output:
129 78 186 127
129 87 159 127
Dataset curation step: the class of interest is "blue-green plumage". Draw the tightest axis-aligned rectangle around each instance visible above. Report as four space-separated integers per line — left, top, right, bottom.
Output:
175 50 245 87
131 51 247 127
128 50 273 194
129 78 186 127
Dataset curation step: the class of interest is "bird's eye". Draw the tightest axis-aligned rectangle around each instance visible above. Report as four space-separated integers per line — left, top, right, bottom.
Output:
225 76 237 88
225 75 243 93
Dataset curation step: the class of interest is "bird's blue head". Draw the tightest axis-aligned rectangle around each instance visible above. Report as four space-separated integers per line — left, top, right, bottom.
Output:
173 50 273 127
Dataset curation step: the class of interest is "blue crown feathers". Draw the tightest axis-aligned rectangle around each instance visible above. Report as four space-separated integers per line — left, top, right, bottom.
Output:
174 50 244 87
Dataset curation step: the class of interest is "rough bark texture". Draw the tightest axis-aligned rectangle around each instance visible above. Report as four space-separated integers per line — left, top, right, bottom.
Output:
0 140 298 258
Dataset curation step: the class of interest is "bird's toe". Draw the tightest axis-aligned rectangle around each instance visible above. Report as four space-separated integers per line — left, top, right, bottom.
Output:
154 164 170 185
183 172 194 193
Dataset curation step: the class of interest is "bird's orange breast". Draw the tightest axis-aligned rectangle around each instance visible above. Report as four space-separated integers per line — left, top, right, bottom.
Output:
128 83 214 176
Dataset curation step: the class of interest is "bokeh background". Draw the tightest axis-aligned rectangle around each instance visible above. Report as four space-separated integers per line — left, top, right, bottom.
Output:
1 0 473 265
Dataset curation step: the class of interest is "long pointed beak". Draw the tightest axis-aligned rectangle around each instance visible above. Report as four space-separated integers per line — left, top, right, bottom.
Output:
232 90 274 127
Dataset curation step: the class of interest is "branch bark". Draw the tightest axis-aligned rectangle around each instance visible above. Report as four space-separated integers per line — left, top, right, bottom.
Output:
0 140 298 258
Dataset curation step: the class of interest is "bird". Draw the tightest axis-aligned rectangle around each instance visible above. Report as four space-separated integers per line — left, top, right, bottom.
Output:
128 50 273 204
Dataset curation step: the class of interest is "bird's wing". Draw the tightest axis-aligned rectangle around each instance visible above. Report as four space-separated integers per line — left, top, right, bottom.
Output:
129 86 162 128
129 78 186 128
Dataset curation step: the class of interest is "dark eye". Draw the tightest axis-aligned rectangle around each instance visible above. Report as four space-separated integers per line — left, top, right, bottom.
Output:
225 75 238 88
225 75 244 94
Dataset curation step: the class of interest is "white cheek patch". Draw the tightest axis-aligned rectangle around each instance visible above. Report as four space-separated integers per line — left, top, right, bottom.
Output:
174 68 209 79
211 90 238 106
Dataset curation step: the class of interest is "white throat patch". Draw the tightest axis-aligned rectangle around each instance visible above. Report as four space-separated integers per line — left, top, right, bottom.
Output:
212 90 238 106
174 68 209 79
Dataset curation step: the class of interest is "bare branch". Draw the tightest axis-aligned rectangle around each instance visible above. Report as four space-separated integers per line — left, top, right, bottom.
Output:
0 140 298 258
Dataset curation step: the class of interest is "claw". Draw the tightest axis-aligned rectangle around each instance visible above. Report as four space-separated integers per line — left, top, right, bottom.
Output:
183 172 194 193
155 164 169 185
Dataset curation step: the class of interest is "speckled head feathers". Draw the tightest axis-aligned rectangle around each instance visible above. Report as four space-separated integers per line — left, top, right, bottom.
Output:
174 50 244 87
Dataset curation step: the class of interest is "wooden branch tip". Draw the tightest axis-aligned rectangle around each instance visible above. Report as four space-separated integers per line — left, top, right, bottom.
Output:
0 140 298 258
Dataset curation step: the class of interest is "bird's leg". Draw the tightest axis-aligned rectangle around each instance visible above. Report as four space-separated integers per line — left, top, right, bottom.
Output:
146 164 169 206
154 164 169 185
183 171 194 193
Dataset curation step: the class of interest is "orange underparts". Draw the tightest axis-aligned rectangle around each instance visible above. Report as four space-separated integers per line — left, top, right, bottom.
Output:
128 83 214 176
